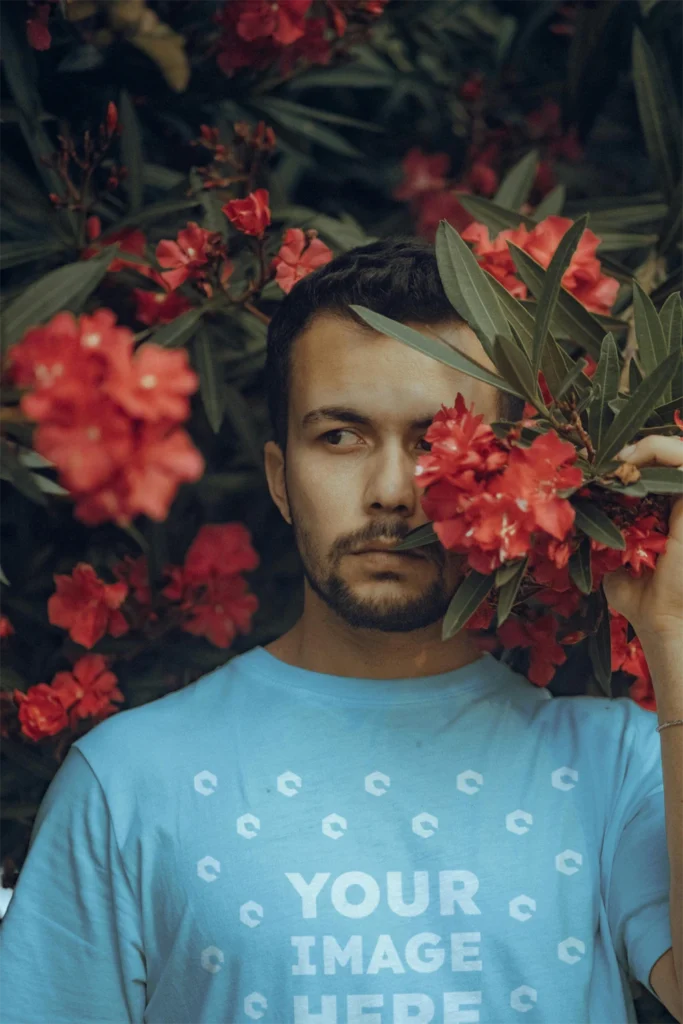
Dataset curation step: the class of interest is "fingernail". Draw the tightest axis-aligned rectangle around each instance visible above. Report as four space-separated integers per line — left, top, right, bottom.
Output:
618 444 636 459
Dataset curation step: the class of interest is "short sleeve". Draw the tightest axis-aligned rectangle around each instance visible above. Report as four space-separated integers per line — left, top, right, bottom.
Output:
0 745 146 1024
604 700 672 1000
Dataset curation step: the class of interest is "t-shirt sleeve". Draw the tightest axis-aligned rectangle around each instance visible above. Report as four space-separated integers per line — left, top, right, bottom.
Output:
603 700 672 1001
0 745 146 1024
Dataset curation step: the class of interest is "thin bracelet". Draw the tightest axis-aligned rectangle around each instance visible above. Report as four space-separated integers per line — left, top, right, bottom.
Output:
656 719 683 733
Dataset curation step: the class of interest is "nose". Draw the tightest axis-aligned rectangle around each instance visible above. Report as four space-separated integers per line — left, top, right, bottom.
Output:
364 441 421 518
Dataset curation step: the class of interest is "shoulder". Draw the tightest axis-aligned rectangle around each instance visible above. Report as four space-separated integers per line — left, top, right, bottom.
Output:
72 656 243 783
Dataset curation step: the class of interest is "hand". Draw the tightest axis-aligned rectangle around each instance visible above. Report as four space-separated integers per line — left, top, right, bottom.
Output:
602 435 683 643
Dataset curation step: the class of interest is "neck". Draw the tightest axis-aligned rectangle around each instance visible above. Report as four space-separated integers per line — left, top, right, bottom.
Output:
266 586 482 680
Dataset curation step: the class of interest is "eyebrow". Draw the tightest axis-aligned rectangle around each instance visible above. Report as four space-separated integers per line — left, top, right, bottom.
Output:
301 406 436 430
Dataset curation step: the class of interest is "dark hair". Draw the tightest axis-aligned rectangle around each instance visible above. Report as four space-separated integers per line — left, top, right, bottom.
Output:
265 236 522 450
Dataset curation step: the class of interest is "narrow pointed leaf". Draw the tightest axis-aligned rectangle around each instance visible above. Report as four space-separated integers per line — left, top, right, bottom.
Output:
588 588 612 697
496 559 526 587
394 524 440 551
442 571 495 640
0 250 115 354
596 232 658 252
493 334 540 407
658 292 682 401
435 220 511 359
573 500 625 549
350 306 521 397
455 194 535 235
587 333 620 450
594 347 682 469
633 281 667 377
569 536 592 594
152 307 204 348
119 89 144 214
494 150 539 210
635 467 683 494
632 28 680 198
554 358 589 400
194 328 224 433
532 216 589 376
508 244 605 357
654 398 683 422
532 185 566 220
497 557 528 625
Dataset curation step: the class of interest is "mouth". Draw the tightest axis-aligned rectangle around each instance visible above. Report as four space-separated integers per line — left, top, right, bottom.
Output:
352 546 426 560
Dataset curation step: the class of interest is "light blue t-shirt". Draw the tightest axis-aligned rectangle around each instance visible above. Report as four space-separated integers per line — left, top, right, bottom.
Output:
0 648 672 1024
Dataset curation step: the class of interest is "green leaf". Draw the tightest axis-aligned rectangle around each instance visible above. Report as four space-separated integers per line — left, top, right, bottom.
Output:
0 250 116 354
222 384 264 468
632 28 681 198
531 215 589 376
0 442 47 506
653 398 683 423
588 588 612 697
496 557 528 626
492 334 540 407
194 328 224 433
573 499 625 549
249 96 384 132
596 232 659 252
554 358 589 400
0 565 9 585
393 524 440 552
119 90 144 215
442 571 496 641
455 194 535 235
252 98 363 157
435 220 511 360
0 239 68 271
633 281 667 378
532 185 566 220
658 291 682 402
658 179 682 256
636 467 683 494
587 333 620 452
508 244 606 357
569 536 592 594
494 150 539 210
151 308 204 348
594 347 682 469
350 306 522 397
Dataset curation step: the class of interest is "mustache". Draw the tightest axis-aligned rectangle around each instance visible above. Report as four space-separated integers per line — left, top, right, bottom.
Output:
334 525 445 567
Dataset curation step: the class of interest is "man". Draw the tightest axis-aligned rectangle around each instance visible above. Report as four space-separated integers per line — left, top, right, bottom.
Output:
0 238 680 1024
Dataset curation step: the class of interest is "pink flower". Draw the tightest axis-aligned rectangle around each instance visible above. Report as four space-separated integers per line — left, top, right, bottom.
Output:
272 228 333 293
222 189 271 237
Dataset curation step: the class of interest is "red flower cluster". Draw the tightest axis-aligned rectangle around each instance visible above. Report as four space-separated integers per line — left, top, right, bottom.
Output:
272 228 333 293
47 563 129 649
418 395 581 574
393 149 473 241
13 654 123 742
215 0 388 77
162 523 260 648
7 309 204 525
610 610 655 708
223 188 272 238
416 395 669 694
461 215 619 315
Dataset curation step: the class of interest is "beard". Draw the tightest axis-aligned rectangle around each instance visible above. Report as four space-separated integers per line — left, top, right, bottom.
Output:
289 504 457 633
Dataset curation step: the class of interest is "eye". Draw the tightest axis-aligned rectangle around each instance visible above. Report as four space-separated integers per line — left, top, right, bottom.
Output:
417 438 432 452
321 429 361 447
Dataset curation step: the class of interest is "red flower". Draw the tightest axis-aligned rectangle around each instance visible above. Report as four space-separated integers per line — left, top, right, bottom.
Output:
105 102 119 136
51 654 123 728
461 215 619 315
279 17 331 72
222 189 271 237
155 222 213 291
47 563 129 649
34 398 134 493
500 432 582 540
183 523 260 584
82 227 154 277
394 149 450 201
181 574 259 648
416 394 507 494
610 610 654 709
113 555 152 608
14 684 68 741
133 288 192 327
104 344 199 423
591 514 667 587
415 190 473 241
459 72 485 102
26 3 51 50
462 161 498 197
498 613 566 686
86 216 102 241
236 0 312 45
0 615 14 639
272 228 333 293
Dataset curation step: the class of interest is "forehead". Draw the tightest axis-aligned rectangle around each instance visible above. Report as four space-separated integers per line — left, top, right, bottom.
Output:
289 313 499 428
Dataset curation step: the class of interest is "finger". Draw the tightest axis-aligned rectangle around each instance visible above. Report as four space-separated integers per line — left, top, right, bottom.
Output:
617 435 683 467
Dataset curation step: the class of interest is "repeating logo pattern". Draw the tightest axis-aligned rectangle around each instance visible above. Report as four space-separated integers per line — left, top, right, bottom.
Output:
193 762 585 1020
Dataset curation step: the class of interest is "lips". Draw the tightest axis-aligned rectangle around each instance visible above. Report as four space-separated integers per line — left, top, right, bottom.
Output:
353 546 425 559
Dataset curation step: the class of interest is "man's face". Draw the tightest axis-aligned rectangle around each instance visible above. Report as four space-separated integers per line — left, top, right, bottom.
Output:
264 313 500 633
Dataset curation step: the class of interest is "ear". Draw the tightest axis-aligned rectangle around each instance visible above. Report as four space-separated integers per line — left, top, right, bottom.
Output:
264 440 291 525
